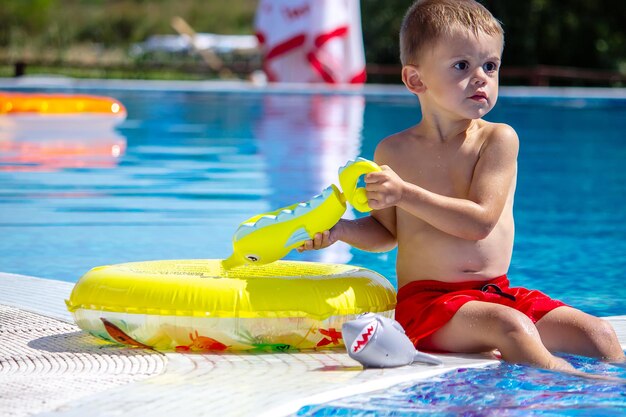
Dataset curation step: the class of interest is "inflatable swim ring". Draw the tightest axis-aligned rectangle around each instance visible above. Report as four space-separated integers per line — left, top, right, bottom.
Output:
66 259 396 352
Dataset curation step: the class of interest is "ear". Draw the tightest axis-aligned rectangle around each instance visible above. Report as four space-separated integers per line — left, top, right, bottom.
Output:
402 65 426 94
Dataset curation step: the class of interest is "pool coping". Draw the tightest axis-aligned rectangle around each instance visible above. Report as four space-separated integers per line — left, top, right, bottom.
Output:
1 272 625 417
1 76 626 99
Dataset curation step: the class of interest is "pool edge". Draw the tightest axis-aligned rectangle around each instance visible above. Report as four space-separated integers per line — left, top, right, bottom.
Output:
0 77 625 99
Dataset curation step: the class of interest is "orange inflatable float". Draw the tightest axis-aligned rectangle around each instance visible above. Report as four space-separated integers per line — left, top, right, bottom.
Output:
0 92 127 130
0 92 126 117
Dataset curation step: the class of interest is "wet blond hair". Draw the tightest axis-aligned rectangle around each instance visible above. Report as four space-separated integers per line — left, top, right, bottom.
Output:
400 0 504 65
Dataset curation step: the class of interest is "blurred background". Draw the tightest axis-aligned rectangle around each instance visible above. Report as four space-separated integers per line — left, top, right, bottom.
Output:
0 0 625 86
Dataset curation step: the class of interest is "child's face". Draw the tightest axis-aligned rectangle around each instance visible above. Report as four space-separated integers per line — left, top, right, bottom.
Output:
417 29 503 120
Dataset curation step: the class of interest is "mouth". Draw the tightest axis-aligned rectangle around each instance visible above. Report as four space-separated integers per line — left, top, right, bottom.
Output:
469 92 488 102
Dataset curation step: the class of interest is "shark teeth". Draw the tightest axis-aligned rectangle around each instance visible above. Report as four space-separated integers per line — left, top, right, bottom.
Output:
253 216 277 229
338 157 368 175
233 185 335 241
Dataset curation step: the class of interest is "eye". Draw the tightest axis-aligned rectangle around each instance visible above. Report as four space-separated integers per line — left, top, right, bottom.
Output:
453 61 469 71
246 254 260 262
483 61 499 73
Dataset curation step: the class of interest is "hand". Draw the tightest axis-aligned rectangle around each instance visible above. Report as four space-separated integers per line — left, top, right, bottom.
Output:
364 165 405 210
297 221 344 252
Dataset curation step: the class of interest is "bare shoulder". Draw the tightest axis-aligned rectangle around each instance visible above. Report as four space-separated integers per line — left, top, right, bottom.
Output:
373 127 414 165
483 122 519 144
480 121 519 156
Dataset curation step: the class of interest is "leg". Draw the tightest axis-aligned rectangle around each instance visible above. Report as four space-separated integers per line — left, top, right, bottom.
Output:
420 300 574 371
535 306 625 361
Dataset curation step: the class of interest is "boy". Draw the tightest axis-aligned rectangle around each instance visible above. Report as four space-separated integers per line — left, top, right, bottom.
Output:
299 0 624 371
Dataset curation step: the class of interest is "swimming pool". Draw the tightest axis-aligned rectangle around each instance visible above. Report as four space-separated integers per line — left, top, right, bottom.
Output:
297 355 626 416
0 84 625 414
1 85 624 316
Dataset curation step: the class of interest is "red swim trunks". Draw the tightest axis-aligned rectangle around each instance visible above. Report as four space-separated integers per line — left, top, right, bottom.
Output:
395 275 567 350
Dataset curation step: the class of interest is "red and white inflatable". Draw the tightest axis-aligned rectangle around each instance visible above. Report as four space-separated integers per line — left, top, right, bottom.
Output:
255 0 366 84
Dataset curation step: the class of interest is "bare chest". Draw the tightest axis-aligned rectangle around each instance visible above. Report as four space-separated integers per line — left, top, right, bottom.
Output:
393 140 481 197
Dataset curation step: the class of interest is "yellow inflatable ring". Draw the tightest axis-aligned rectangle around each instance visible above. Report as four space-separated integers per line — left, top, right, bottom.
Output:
66 259 396 352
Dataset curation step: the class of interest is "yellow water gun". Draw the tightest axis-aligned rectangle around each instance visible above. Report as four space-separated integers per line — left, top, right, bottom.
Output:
222 158 382 269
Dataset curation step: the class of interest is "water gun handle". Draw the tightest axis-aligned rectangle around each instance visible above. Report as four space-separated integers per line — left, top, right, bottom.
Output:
339 158 382 212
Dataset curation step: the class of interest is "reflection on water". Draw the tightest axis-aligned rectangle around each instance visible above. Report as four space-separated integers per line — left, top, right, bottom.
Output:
254 94 365 264
0 91 369 281
255 94 364 203
0 124 126 172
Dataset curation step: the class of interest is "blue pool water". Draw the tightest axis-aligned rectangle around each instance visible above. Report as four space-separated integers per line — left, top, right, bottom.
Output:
1 85 625 414
297 355 626 416
1 87 624 316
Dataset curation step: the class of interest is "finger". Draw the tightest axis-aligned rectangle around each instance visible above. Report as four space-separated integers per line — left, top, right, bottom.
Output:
301 239 314 251
365 181 383 192
367 199 382 210
312 232 323 250
364 172 382 183
368 195 389 210
366 190 381 201
297 239 312 252
320 230 331 247
366 164 392 180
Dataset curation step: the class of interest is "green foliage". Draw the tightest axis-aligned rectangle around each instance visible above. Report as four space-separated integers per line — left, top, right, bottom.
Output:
360 0 625 71
0 0 257 48
483 0 625 69
361 0 413 65
0 0 52 47
0 0 624 80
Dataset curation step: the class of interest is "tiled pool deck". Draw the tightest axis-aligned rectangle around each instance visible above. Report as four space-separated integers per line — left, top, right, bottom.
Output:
1 272 625 417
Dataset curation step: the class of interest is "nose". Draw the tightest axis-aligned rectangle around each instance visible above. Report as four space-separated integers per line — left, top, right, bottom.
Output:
471 68 487 86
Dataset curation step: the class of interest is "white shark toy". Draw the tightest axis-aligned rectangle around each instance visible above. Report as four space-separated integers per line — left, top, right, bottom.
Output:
342 313 443 368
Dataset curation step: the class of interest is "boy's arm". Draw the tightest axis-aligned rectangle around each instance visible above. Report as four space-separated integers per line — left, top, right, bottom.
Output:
298 152 398 253
298 214 397 253
367 124 519 241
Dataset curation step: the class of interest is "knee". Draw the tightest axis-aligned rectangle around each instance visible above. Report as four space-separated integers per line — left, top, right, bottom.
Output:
593 318 617 339
488 308 539 342
589 318 623 358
